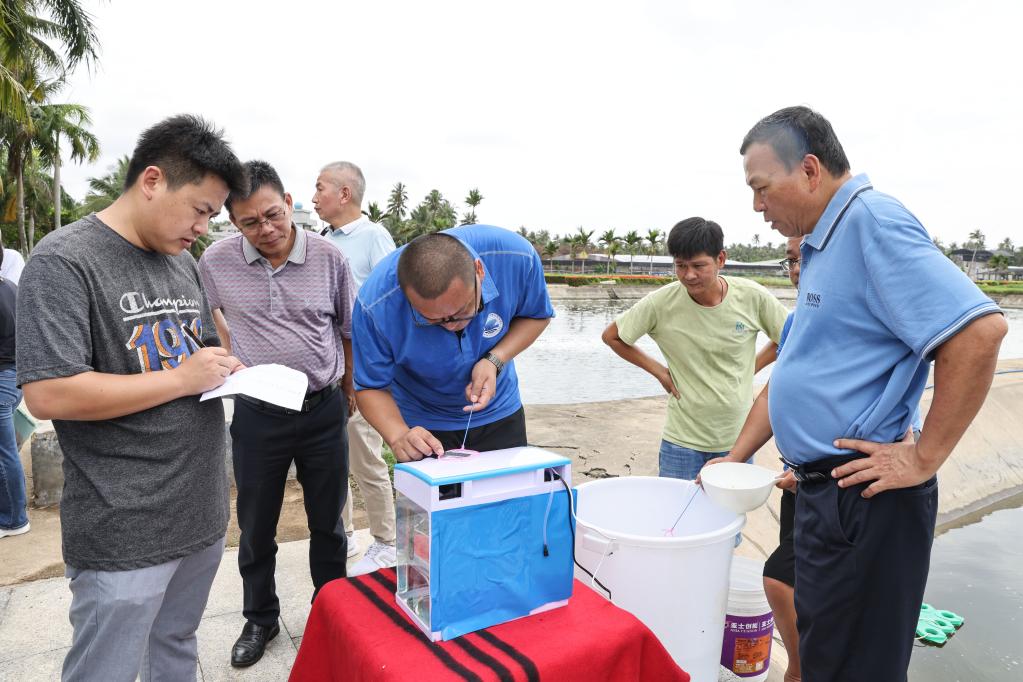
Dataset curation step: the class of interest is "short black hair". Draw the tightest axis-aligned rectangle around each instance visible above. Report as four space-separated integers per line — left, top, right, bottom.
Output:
124 114 246 195
225 160 286 213
739 106 850 177
397 233 475 299
667 217 724 260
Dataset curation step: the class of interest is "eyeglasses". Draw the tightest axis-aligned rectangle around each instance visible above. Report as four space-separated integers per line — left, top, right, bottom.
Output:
238 207 288 232
411 277 482 327
779 257 800 274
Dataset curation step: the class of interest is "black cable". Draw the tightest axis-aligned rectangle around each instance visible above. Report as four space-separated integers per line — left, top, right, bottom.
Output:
556 472 613 600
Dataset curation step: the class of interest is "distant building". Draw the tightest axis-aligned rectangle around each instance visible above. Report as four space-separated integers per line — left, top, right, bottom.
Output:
293 202 320 232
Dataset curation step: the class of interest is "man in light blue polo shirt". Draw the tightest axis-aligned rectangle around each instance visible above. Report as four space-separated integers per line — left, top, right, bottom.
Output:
354 225 553 462
313 160 399 576
735 106 1006 681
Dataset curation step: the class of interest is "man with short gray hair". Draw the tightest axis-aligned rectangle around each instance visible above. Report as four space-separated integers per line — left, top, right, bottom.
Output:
313 161 398 576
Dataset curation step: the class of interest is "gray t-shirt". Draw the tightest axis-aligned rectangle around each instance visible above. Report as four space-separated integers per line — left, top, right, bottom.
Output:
16 215 229 571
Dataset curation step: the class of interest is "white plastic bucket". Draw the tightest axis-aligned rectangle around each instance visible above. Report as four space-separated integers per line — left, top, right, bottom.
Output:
720 556 774 681
573 477 745 682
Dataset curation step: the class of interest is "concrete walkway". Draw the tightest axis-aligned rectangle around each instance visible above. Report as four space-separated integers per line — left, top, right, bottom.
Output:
0 530 375 681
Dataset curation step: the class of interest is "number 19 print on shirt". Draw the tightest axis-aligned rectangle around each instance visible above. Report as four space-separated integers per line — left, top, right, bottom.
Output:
120 290 205 372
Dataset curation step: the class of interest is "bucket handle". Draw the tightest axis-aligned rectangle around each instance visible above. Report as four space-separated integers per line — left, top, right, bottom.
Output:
579 527 617 555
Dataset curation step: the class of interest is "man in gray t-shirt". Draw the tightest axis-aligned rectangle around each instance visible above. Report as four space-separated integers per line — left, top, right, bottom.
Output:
16 115 246 682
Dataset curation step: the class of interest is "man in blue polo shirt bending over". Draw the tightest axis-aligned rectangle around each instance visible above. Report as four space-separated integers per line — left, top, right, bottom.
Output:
353 225 553 461
734 106 1007 681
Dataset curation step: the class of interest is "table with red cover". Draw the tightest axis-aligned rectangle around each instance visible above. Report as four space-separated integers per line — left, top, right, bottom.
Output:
290 568 689 682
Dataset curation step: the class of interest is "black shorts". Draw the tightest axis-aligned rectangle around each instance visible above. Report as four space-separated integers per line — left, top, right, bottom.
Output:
762 488 795 587
431 406 527 452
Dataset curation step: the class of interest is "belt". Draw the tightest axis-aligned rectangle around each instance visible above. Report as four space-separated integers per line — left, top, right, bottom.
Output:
237 381 340 416
780 453 868 484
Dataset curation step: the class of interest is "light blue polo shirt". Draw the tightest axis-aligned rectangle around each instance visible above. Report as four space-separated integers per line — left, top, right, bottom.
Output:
353 224 554 431
768 174 1001 464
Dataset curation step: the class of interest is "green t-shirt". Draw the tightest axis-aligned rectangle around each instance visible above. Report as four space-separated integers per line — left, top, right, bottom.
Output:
616 276 787 452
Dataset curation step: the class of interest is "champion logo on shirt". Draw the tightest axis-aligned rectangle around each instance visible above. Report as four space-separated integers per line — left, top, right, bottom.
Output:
482 312 504 338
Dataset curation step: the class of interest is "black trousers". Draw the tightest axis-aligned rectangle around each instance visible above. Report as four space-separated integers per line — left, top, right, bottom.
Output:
793 455 938 682
230 389 349 627
431 406 528 452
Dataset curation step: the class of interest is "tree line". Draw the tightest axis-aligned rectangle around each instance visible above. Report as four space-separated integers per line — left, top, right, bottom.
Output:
1 0 100 255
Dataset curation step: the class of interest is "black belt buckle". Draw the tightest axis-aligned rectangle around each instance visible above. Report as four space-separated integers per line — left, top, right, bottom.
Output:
779 456 829 484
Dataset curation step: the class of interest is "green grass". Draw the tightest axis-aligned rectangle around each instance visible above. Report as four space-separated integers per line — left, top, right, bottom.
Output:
749 276 794 288
977 282 1023 295
382 445 396 481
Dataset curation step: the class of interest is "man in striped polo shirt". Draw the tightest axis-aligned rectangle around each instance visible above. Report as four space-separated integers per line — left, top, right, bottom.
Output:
198 161 357 668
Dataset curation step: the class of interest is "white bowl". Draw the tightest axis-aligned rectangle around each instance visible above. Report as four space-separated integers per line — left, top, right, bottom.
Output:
700 462 778 514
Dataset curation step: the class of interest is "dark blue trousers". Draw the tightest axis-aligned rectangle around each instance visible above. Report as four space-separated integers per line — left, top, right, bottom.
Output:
793 455 938 682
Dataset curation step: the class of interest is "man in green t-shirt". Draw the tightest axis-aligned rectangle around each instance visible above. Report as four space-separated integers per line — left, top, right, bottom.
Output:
601 217 787 479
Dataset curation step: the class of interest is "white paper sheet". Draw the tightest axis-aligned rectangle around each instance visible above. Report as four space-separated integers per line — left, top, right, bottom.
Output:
200 364 309 411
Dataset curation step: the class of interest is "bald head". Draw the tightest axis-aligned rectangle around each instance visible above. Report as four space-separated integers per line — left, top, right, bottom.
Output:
398 234 476 299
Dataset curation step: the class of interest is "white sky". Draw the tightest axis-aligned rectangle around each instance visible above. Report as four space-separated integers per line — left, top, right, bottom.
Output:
58 0 1021 247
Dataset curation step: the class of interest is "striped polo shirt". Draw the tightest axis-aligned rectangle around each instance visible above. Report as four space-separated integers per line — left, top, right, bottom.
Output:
198 226 356 392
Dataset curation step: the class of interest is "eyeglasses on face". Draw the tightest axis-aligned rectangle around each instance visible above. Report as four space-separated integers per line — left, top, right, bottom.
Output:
238 207 288 232
411 277 482 327
779 257 800 274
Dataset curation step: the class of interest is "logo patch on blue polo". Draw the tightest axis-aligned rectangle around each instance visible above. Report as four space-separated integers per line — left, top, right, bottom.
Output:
482 312 504 338
805 292 823 309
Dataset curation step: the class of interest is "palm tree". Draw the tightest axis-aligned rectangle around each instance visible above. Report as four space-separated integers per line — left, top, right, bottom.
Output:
0 0 99 123
32 101 98 231
1 69 63 253
598 229 618 274
752 233 760 246
988 254 1011 276
80 155 129 215
384 182 408 237
646 228 662 274
463 188 483 225
574 227 594 274
623 230 642 273
366 201 387 223
542 240 558 269
968 229 986 277
19 147 54 250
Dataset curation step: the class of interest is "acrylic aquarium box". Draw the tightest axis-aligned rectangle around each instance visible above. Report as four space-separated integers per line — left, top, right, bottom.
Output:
394 446 575 641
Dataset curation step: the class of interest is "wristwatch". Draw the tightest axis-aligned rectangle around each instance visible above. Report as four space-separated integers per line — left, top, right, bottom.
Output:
482 351 505 376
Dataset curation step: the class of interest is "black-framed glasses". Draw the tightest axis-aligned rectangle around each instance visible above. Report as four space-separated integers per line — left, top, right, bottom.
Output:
778 257 800 274
411 277 482 327
238 207 288 232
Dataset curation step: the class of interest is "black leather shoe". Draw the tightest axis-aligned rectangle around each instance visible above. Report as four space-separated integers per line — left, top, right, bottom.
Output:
231 620 280 668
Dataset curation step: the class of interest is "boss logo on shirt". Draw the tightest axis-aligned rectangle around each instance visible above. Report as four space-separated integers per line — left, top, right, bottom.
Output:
482 312 504 338
805 292 823 309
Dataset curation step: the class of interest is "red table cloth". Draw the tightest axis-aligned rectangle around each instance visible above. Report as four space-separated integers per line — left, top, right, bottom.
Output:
290 568 689 681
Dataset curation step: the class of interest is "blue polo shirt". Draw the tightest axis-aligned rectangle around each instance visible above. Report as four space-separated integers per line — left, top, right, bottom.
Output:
353 225 554 431
768 174 1001 464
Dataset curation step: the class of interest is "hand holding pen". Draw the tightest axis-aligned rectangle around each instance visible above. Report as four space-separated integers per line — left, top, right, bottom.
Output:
179 324 245 394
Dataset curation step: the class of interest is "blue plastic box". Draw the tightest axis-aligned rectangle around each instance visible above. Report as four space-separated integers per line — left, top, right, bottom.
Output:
394 446 575 640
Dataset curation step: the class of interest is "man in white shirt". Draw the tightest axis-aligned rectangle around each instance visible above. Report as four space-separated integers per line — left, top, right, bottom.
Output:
1 248 25 284
313 161 398 576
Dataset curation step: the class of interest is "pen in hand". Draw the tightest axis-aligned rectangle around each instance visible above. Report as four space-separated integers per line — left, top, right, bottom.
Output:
181 324 206 349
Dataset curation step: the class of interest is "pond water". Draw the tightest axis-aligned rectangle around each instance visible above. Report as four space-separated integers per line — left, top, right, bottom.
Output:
516 301 1023 405
909 495 1023 681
